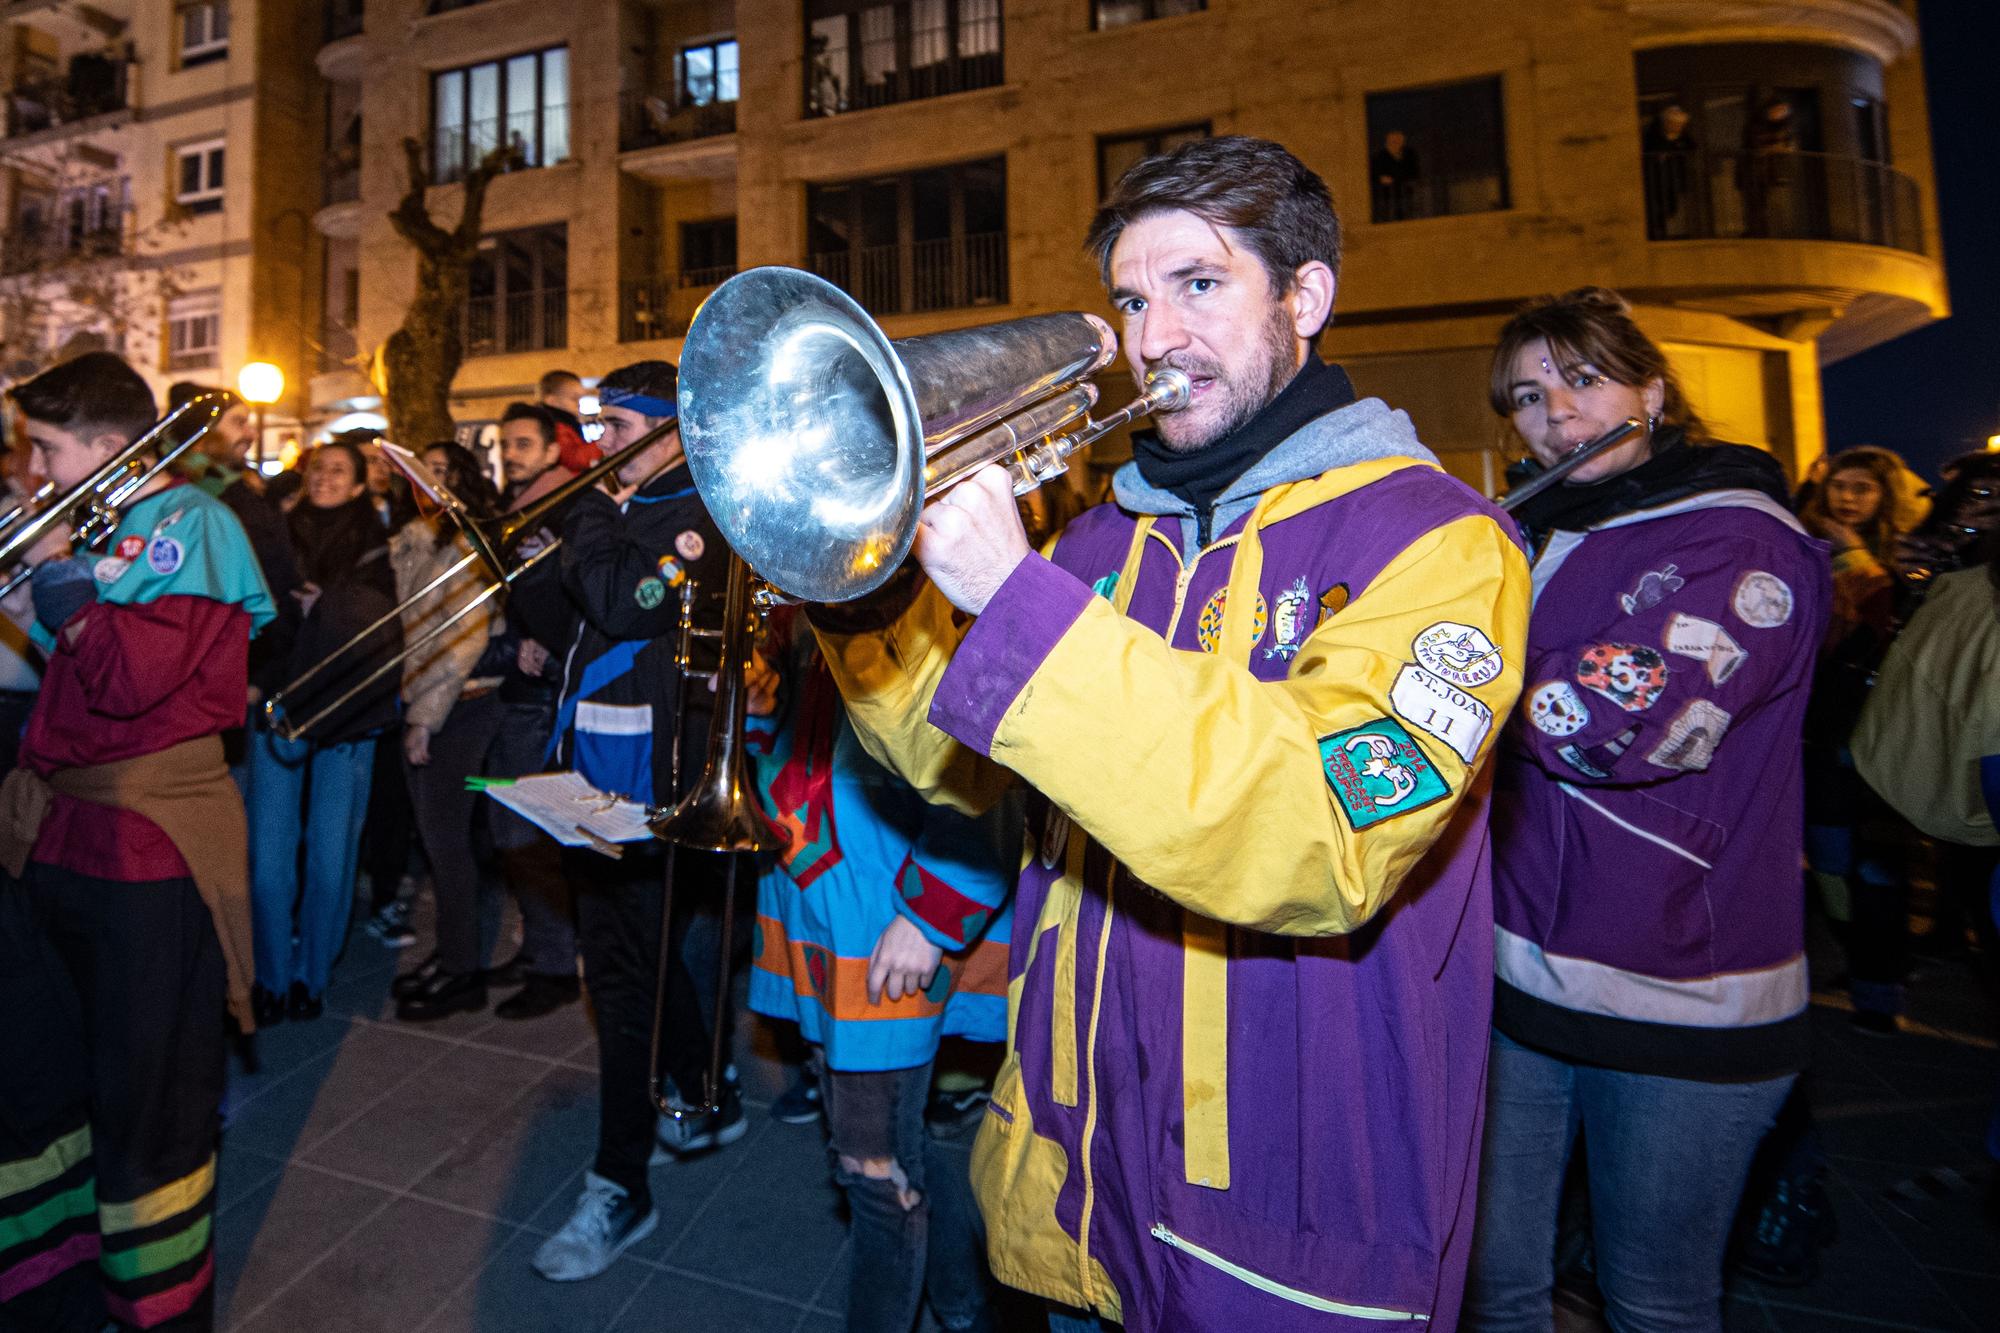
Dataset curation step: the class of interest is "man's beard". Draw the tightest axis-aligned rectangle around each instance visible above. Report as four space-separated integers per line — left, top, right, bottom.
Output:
1150 303 1301 455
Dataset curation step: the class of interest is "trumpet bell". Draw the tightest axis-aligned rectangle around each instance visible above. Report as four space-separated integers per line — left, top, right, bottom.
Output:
677 267 1115 603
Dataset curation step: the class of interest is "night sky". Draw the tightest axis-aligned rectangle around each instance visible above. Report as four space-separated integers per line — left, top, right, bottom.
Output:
1820 2 1997 480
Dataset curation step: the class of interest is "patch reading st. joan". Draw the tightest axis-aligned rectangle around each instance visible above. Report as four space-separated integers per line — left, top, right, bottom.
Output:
634 576 667 609
146 536 183 575
1575 642 1669 713
1318 717 1452 831
1412 621 1503 688
1645 698 1733 772
1527 680 1591 736
1390 663 1492 764
1731 570 1794 629
1661 612 1747 685
674 529 706 561
1619 564 1684 615
1194 588 1266 654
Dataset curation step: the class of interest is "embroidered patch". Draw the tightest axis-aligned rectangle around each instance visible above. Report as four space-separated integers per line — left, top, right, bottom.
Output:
634 576 667 609
1390 663 1492 764
93 556 131 584
1731 570 1794 629
675 529 706 561
146 536 183 575
1556 744 1611 779
1039 806 1070 870
1620 564 1684 615
1318 583 1350 627
1412 621 1503 688
1602 726 1638 757
1662 612 1747 685
1318 718 1452 830
1527 680 1591 736
1264 576 1315 661
1194 588 1266 654
656 555 686 587
1646 698 1733 771
1090 572 1119 601
115 535 145 561
1575 642 1669 712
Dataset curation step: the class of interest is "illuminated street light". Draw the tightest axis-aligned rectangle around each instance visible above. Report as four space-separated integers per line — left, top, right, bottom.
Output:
237 361 285 470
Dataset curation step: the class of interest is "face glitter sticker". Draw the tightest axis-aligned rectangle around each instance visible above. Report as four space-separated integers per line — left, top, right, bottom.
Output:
1194 588 1266 654
1619 564 1684 615
1390 663 1493 764
1645 698 1733 772
115 535 145 561
146 536 183 575
1318 717 1452 830
1661 612 1747 685
1731 570 1794 629
674 529 706 561
1527 680 1591 736
1575 642 1669 713
1412 621 1503 688
634 576 667 609
1265 577 1314 661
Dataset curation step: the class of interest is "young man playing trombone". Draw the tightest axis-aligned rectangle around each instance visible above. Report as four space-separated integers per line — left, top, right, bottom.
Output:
0 353 273 1331
806 137 1532 1330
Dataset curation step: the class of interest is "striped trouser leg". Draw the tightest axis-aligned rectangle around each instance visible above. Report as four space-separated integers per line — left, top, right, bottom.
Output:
0 1124 101 1326
96 1155 218 1330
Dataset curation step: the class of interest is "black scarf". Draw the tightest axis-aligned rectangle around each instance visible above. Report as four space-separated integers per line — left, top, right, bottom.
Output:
1506 427 1793 547
1131 351 1357 532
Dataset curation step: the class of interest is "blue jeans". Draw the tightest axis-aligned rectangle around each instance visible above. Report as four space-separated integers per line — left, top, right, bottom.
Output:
1465 1030 1793 1333
247 723 376 996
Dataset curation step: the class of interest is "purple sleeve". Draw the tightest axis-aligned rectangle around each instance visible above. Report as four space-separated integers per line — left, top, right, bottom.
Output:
927 554 1094 756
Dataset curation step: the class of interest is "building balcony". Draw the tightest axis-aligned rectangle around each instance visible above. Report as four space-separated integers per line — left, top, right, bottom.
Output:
806 233 1007 317
0 220 126 277
3 57 131 142
463 288 568 358
430 109 569 186
1642 148 1923 252
618 268 735 342
618 93 735 154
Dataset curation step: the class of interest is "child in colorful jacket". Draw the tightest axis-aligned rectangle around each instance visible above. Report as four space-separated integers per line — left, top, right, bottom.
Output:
808 138 1531 1332
747 616 1014 1332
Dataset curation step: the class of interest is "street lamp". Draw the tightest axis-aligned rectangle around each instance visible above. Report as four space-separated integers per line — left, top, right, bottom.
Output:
237 361 284 473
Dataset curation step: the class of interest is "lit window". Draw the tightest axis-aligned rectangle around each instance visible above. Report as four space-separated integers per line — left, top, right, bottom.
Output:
678 39 739 107
175 138 226 214
431 47 569 185
167 290 222 370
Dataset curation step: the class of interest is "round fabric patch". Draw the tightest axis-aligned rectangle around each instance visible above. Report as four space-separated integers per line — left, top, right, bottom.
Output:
1194 588 1267 654
656 555 686 587
93 556 131 584
115 535 145 561
634 576 667 609
1575 642 1670 713
803 945 832 999
1526 680 1591 736
146 536 183 575
674 529 706 561
1413 621 1503 688
1731 570 1794 628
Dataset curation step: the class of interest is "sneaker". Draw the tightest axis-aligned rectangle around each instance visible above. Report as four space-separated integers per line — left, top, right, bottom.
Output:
653 1077 748 1162
365 900 416 949
530 1172 658 1282
770 1074 822 1125
926 1083 990 1130
1737 1177 1837 1287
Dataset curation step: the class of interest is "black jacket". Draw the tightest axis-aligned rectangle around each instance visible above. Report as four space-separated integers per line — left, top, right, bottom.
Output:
264 498 402 742
536 467 729 807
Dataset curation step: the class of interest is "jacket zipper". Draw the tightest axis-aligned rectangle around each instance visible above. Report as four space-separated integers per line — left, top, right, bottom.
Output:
1149 1225 1428 1322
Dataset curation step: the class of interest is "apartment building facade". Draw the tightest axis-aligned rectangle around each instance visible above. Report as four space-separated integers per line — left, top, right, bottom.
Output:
0 0 320 446
319 0 1943 484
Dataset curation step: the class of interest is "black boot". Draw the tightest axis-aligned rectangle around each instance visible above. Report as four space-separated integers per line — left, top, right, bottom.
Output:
287 980 323 1022
251 985 287 1028
395 969 488 1022
391 952 445 1000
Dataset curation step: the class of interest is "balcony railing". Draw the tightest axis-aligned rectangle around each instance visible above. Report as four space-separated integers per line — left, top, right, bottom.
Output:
807 17 1003 117
324 0 364 42
1368 168 1509 224
619 267 736 341
431 108 569 185
1643 149 1924 252
618 93 736 153
4 58 131 140
807 233 1007 315
463 288 568 357
0 218 127 276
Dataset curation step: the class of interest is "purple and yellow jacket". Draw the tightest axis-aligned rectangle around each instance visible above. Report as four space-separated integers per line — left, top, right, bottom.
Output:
1492 488 1829 1081
814 399 1531 1330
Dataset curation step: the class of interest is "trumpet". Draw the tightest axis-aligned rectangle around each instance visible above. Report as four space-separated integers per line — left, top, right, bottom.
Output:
674 266 1191 604
0 393 230 598
261 418 682 742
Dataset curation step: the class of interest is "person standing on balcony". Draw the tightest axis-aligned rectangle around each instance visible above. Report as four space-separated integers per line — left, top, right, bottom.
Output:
1741 96 1800 237
1642 103 1699 239
1369 129 1422 221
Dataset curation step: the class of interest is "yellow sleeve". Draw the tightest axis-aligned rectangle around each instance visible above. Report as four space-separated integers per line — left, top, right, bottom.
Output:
980 514 1529 935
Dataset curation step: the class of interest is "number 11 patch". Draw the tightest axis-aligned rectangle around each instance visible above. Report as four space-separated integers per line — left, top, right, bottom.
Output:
1390 663 1492 763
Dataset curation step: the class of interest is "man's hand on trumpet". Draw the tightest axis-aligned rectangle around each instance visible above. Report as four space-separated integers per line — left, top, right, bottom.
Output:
912 464 1030 617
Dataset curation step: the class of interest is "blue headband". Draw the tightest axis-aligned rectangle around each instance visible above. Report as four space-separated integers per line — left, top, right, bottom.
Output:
597 386 677 420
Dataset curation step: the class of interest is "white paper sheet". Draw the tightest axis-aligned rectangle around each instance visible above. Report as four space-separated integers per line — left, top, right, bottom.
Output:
482 771 654 856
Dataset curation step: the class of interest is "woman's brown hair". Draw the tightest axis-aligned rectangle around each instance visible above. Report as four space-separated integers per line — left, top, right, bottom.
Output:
1799 445 1905 570
1487 286 1707 441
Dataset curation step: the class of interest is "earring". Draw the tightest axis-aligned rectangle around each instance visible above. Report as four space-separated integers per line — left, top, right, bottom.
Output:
1647 412 1659 432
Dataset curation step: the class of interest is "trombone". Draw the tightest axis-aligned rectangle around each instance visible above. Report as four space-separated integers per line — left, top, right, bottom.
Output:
261 418 682 742
0 393 230 598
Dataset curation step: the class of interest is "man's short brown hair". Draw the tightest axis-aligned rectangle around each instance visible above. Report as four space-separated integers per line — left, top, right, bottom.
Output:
1085 135 1342 325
